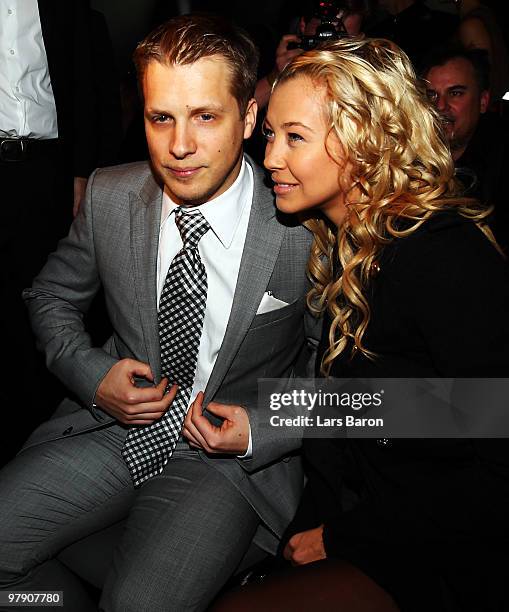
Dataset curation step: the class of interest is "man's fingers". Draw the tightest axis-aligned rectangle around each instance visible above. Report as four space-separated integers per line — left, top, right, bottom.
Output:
192 391 205 412
124 358 154 381
123 410 166 421
121 414 165 425
189 395 220 444
126 419 162 425
121 377 174 405
122 385 164 405
188 392 213 429
163 382 178 404
205 401 232 420
183 394 212 449
182 425 205 449
155 377 168 393
130 378 177 405
121 390 174 417
183 417 211 451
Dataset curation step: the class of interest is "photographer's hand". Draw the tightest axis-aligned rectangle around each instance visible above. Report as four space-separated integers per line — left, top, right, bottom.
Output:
275 34 303 72
254 34 302 109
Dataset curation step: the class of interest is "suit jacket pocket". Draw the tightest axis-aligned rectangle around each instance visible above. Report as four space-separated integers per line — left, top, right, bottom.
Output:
249 298 302 330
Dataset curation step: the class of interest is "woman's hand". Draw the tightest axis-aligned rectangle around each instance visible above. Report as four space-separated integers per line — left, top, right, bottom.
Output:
283 525 326 565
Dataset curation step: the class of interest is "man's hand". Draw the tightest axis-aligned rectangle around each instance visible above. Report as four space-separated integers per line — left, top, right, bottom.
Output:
283 525 326 566
95 358 177 425
73 176 88 218
182 391 249 455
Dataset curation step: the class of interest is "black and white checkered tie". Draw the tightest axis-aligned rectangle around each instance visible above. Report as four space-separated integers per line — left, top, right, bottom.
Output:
122 207 210 486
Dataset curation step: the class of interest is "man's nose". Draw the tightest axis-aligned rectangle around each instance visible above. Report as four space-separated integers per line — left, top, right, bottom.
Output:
435 94 449 113
169 123 196 159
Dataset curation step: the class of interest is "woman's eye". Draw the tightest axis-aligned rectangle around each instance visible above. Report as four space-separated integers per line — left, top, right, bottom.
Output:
288 132 304 143
262 125 274 141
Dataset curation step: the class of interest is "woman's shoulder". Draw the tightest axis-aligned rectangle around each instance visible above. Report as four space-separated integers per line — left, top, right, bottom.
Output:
397 210 483 240
383 212 504 275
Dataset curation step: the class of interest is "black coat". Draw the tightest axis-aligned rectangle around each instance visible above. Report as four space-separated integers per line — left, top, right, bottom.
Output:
287 213 509 611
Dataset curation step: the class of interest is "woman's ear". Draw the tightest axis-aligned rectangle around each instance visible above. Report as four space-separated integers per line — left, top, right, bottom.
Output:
325 129 346 167
326 129 356 198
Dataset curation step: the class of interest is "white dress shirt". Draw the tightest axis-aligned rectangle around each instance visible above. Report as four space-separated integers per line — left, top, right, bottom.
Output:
158 159 254 456
0 0 58 138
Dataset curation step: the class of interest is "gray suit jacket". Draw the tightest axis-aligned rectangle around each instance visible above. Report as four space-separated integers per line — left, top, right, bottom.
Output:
22 156 315 551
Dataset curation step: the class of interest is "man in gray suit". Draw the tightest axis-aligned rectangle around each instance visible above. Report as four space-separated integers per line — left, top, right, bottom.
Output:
0 14 314 612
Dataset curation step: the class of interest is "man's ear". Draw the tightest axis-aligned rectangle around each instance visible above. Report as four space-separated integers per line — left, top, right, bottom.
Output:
480 89 490 113
299 16 306 34
243 98 258 140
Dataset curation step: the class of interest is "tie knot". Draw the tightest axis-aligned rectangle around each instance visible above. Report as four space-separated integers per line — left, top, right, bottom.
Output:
174 208 210 249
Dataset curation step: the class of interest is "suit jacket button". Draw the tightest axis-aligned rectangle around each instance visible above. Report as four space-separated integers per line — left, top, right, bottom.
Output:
62 426 73 436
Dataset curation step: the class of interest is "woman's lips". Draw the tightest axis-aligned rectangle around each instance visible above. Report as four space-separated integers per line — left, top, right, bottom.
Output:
273 182 298 195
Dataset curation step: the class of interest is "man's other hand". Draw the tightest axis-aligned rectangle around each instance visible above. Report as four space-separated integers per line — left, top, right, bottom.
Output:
95 358 177 425
183 391 249 455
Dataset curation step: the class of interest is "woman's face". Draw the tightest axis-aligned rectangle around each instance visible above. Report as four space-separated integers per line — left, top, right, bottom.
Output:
263 76 349 225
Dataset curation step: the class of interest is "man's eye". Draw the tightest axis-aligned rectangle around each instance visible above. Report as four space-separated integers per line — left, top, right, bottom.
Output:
199 113 214 121
152 114 169 123
450 90 464 97
426 90 438 102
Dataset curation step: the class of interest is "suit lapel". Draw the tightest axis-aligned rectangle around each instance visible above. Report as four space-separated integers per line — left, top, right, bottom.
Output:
130 172 163 380
204 161 285 403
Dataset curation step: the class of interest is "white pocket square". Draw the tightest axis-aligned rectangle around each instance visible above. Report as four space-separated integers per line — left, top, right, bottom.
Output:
256 292 289 315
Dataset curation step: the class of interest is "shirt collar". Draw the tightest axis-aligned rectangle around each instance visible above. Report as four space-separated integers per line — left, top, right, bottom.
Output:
160 157 251 249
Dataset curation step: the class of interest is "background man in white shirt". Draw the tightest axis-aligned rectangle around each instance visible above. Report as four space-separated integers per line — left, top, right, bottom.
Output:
0 0 71 463
0 0 122 464
0 14 314 612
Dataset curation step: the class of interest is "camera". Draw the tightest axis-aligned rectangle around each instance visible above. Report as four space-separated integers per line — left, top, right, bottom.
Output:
288 1 346 51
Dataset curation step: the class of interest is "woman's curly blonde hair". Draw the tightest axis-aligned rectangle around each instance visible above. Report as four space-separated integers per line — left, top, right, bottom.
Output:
273 37 498 375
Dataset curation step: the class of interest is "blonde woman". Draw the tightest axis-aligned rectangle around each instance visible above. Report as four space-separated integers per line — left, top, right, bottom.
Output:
212 38 509 612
